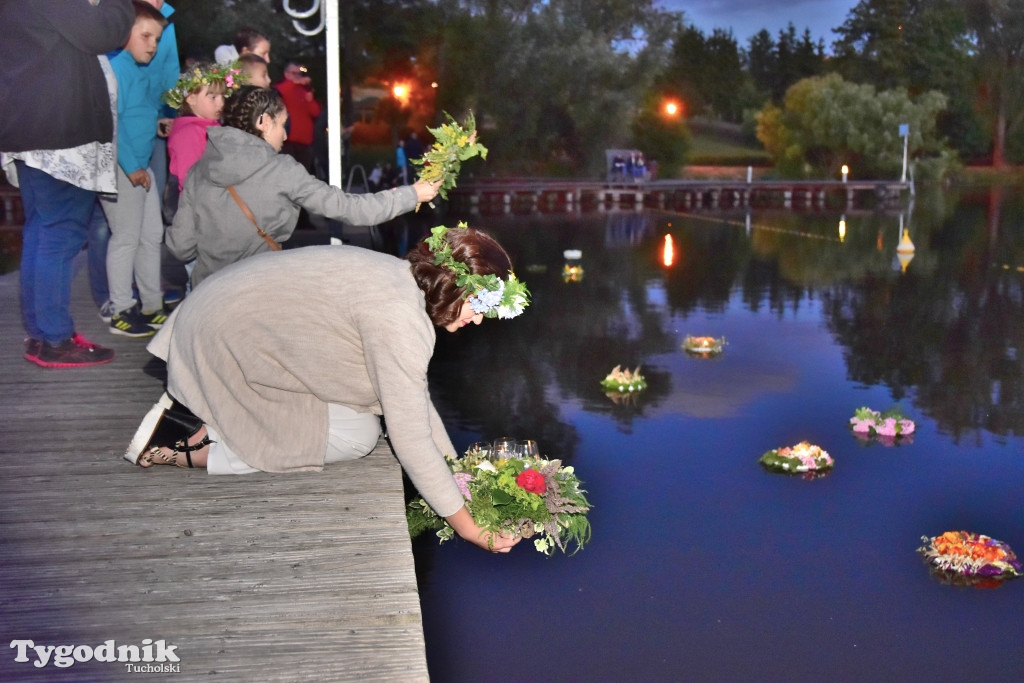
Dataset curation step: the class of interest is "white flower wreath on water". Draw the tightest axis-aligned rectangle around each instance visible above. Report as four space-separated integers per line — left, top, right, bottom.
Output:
426 222 530 319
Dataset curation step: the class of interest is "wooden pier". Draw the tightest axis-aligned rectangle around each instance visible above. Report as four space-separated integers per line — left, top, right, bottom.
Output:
449 177 912 214
0 268 429 680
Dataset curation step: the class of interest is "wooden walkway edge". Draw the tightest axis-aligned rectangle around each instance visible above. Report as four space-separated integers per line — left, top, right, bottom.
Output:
0 264 429 681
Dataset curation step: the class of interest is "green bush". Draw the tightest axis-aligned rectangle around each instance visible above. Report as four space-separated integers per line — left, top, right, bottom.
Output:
689 154 771 167
631 111 691 178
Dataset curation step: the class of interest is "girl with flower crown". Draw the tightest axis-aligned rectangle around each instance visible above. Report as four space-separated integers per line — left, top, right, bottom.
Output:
124 224 529 553
166 61 244 192
165 85 440 289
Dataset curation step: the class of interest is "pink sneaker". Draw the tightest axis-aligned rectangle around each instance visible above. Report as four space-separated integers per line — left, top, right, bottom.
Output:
72 332 102 350
24 338 42 362
34 338 115 368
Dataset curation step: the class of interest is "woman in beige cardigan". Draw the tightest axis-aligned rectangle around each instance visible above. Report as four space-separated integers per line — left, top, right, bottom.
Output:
126 225 530 553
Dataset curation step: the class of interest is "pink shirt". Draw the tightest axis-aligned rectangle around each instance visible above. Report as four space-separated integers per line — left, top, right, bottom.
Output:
168 116 220 191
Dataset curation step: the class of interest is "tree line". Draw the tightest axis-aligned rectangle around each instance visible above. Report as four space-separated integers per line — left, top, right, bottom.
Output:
172 0 1024 178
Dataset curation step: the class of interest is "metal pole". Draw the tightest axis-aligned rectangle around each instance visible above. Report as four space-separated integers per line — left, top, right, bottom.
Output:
325 0 341 187
283 1 340 187
901 132 908 183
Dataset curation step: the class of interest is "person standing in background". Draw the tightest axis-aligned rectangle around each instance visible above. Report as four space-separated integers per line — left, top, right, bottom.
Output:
396 139 408 185
139 0 179 226
0 0 133 368
238 54 271 90
102 1 170 338
215 27 271 67
275 61 321 173
404 132 425 166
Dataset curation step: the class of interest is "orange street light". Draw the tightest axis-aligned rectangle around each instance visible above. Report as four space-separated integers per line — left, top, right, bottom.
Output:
392 83 409 102
663 100 681 117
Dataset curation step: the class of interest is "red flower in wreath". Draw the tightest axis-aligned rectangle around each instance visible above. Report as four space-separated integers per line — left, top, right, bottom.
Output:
516 469 546 495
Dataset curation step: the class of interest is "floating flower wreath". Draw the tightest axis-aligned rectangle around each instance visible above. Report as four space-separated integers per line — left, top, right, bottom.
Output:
849 406 915 445
682 335 726 355
413 111 488 205
162 61 247 110
562 263 585 283
600 365 647 393
426 223 530 319
918 531 1021 587
759 441 834 474
562 249 584 282
407 448 592 555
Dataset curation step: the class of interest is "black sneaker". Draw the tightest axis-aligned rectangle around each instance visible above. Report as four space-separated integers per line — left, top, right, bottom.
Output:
34 338 115 368
110 303 156 338
24 338 42 362
124 392 208 466
142 308 168 329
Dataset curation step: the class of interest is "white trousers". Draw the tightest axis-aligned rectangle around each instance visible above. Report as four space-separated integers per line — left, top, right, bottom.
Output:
101 166 163 313
206 403 382 475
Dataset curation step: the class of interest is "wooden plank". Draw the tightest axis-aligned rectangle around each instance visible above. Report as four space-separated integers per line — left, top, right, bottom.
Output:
0 267 429 681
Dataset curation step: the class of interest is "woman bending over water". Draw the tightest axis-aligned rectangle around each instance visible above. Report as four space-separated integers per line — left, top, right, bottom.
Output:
127 225 530 553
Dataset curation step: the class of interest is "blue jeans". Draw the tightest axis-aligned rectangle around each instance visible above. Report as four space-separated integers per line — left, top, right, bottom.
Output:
16 162 94 344
87 197 111 307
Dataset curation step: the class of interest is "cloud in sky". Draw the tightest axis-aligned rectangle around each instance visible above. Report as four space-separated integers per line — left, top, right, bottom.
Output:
657 0 854 45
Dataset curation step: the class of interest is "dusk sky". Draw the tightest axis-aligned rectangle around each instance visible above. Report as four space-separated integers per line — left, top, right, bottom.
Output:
657 0 856 47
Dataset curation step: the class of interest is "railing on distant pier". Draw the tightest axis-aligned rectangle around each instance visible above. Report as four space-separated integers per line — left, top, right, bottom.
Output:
448 177 913 215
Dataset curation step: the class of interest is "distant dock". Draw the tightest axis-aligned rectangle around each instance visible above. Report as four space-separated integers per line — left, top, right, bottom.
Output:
449 178 912 214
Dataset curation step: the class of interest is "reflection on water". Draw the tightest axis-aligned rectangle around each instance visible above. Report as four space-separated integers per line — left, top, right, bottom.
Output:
412 187 1024 680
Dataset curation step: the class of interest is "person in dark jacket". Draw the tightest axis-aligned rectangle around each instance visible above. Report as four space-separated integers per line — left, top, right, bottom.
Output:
0 0 134 368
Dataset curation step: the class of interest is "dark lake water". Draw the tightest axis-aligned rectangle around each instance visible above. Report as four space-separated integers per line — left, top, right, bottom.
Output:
405 186 1024 681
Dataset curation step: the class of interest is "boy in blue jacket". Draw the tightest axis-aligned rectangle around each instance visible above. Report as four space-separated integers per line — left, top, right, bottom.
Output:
102 1 170 337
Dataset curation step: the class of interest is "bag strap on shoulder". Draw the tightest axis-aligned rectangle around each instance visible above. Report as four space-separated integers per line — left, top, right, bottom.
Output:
227 185 282 251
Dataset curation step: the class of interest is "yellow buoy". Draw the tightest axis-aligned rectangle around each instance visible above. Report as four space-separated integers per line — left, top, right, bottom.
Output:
897 228 915 253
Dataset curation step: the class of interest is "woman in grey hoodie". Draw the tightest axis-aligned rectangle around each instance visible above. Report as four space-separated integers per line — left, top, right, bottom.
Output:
166 86 438 288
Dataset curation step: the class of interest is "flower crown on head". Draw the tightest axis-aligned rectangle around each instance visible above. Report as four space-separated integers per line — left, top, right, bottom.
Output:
426 222 530 319
162 61 247 110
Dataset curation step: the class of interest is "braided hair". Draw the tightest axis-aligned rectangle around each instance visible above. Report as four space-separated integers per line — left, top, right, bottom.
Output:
222 85 286 139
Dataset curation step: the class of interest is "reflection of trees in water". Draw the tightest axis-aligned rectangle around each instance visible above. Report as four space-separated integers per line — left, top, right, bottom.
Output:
822 189 1024 442
428 191 1024 448
428 212 675 445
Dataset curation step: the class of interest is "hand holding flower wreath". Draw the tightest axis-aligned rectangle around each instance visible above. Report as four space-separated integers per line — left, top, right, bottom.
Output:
407 449 592 555
412 111 488 205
